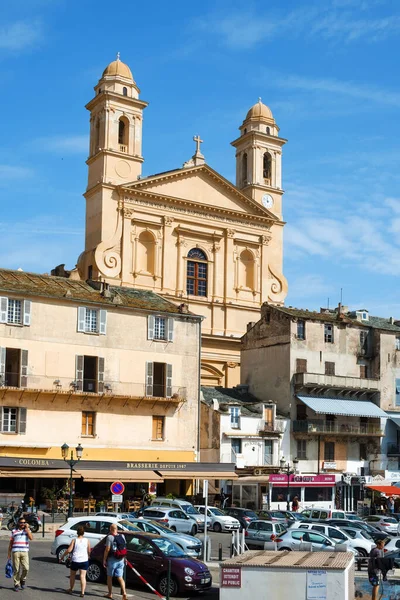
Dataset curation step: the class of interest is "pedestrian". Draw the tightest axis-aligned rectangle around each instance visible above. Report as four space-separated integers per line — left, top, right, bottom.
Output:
103 523 127 600
0 507 3 529
7 516 33 591
66 525 90 597
291 496 299 512
387 496 395 514
368 539 385 600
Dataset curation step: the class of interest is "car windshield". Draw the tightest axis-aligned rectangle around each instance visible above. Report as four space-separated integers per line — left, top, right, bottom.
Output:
360 531 373 541
244 511 258 519
151 538 186 557
209 508 224 516
182 505 199 515
147 521 172 534
118 520 140 531
271 511 286 519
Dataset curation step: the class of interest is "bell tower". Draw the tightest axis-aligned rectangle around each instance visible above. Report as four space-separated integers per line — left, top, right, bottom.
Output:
231 99 287 217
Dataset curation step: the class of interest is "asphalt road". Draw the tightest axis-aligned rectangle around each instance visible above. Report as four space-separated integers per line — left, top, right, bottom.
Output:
0 541 220 600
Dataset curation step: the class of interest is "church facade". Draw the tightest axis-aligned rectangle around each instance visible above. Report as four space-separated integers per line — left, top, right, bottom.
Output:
77 57 288 386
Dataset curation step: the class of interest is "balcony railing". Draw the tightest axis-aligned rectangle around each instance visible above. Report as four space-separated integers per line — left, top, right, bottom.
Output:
293 420 384 436
0 374 186 402
294 372 380 392
119 144 128 153
258 420 286 435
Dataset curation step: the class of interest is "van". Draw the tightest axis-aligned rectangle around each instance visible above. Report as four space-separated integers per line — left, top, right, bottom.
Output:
300 508 346 521
150 497 210 533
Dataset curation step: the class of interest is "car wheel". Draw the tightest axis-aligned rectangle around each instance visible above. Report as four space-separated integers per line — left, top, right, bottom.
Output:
279 547 292 552
355 548 368 557
170 526 177 532
158 574 179 596
213 522 222 533
87 562 105 583
191 525 198 536
56 546 69 564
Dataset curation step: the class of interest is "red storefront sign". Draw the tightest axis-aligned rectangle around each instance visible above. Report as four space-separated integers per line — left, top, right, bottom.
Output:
269 474 336 486
221 567 242 587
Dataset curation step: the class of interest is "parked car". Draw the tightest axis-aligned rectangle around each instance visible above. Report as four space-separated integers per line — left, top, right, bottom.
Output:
276 529 358 554
293 522 374 556
87 531 212 596
194 506 240 533
300 508 346 521
363 515 398 535
224 508 258 530
51 516 140 563
382 536 400 554
95 512 136 521
341 526 377 556
344 513 360 521
130 518 203 557
150 498 210 532
324 519 389 543
245 520 287 549
257 510 306 526
142 507 198 535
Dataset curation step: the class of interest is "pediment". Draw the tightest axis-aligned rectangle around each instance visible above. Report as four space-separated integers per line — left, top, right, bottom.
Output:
123 165 277 221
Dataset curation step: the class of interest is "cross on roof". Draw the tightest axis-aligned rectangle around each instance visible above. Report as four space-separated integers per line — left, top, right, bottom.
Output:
193 134 203 155
116 52 120 61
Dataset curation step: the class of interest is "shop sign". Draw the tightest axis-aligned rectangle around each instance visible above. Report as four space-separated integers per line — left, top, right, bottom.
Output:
221 567 241 588
269 474 335 485
323 462 336 470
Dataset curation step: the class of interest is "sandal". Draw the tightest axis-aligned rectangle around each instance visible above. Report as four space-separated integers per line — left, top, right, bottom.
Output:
66 590 73 595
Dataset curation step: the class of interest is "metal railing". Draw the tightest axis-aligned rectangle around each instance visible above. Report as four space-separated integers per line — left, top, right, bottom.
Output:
293 420 383 435
294 372 380 391
259 420 286 434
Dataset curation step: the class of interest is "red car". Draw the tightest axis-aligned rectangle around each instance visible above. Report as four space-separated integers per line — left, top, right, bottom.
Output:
87 531 212 596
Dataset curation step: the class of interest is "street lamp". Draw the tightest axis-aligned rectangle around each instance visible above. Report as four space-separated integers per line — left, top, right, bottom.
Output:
280 457 299 511
61 443 83 518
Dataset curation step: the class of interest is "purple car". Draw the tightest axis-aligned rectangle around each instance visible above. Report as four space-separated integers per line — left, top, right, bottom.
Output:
86 531 212 596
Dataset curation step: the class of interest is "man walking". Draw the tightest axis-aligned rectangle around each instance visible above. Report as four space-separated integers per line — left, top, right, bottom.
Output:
8 517 33 591
103 523 127 600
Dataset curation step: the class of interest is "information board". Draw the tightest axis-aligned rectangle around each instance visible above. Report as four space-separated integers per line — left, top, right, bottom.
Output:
221 567 241 588
307 570 327 600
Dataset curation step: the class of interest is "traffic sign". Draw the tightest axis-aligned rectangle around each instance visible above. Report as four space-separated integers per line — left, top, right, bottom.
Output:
112 494 123 503
110 481 125 495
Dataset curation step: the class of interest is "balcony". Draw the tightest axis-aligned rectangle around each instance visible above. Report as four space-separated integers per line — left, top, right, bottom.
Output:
0 374 186 404
293 420 384 437
258 420 286 436
119 144 128 153
294 372 380 393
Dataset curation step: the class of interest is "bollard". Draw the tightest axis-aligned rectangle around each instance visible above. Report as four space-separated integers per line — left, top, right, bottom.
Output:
166 559 171 600
231 531 235 557
207 537 211 562
42 514 45 538
219 542 223 562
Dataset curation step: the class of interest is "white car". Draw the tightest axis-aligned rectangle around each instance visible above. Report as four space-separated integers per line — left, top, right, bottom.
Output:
363 515 399 535
194 506 240 533
277 529 358 555
51 515 140 563
293 522 374 557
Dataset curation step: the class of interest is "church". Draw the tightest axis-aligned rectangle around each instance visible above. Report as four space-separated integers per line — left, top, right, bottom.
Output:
77 56 288 387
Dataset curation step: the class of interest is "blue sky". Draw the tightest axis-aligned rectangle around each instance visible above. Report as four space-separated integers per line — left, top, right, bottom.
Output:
1 0 400 316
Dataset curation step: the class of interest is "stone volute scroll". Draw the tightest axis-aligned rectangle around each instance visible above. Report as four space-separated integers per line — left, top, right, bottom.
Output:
94 206 123 279
268 265 288 304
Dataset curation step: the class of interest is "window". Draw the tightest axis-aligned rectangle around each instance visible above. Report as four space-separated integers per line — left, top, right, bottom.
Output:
297 439 307 460
266 127 270 135
0 297 31 326
324 441 335 461
186 248 208 297
152 416 165 440
231 438 242 461
87 265 93 280
360 365 368 379
123 86 128 96
1 348 28 388
296 359 307 374
118 117 129 147
77 307 107 335
305 488 331 502
75 355 105 393
239 250 255 289
264 440 273 465
359 443 367 461
147 315 174 342
297 320 305 340
71 521 98 534
230 406 240 429
81 411 95 436
324 323 334 343
0 407 26 434
396 337 400 351
263 152 272 180
325 362 335 376
242 153 248 184
296 404 307 420
396 379 400 407
360 330 368 346
145 362 172 398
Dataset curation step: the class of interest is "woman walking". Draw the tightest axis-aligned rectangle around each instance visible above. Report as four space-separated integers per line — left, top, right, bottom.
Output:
66 525 90 597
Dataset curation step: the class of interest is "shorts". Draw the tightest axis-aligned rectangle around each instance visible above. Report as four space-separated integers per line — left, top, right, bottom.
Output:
368 574 379 587
71 561 89 572
107 559 124 578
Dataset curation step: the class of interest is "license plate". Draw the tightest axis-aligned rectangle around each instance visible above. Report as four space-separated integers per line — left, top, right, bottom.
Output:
201 577 211 584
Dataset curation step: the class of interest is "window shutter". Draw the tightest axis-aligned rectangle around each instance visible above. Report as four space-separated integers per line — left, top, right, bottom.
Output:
167 318 174 342
98 357 105 393
99 310 107 335
145 362 154 396
0 407 2 432
19 408 27 434
77 307 86 332
23 300 31 326
147 315 155 340
0 297 8 323
20 350 28 387
152 417 157 439
0 347 5 384
81 412 87 436
76 355 84 391
166 363 172 398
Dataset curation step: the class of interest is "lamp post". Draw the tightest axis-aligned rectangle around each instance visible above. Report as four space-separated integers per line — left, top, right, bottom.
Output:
280 457 299 511
61 443 83 519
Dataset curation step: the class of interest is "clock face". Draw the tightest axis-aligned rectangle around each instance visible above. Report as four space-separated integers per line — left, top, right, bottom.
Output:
262 194 274 209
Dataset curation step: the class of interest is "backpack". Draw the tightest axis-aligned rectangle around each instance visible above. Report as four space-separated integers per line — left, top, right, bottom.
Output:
112 534 127 559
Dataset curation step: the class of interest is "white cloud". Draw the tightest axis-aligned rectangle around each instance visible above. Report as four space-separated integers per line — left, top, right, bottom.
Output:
34 135 89 154
0 165 34 180
0 20 43 51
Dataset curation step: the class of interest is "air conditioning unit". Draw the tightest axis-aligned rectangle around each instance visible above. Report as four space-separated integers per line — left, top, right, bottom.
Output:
254 468 263 476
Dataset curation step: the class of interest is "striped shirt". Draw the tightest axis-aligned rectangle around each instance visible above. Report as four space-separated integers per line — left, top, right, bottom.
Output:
10 528 30 552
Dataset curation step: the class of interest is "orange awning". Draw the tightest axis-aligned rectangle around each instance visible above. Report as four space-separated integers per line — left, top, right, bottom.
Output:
365 485 400 495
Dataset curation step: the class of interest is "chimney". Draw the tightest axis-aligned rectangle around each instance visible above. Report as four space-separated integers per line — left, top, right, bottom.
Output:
247 322 255 332
390 317 395 324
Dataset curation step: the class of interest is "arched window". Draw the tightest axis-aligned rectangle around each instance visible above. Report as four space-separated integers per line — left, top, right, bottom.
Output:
266 126 270 135
243 128 247 134
187 248 207 297
242 153 248 185
123 87 128 96
240 249 255 289
138 231 156 274
118 116 129 148
263 152 272 180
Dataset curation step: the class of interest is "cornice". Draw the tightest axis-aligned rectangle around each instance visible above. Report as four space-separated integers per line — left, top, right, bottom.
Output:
86 149 144 166
231 132 287 148
85 92 148 112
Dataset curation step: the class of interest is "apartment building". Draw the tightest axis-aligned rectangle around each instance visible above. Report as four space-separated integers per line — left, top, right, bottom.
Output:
241 303 400 510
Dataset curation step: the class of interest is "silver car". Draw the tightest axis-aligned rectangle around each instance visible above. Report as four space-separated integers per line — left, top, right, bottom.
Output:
276 529 356 553
363 515 398 535
131 519 203 557
246 520 287 549
142 507 197 535
194 506 240 533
